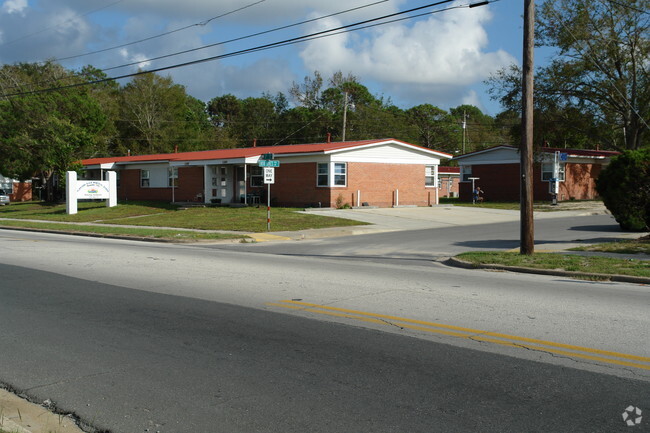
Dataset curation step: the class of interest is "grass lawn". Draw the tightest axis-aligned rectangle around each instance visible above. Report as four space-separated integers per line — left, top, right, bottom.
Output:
570 235 650 255
448 199 605 212
457 249 649 279
0 201 367 239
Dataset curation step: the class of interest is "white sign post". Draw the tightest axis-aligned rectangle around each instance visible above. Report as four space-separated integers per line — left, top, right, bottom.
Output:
263 167 275 231
66 171 117 215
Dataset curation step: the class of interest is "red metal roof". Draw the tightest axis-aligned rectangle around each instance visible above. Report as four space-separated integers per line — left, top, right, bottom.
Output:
453 145 620 160
438 166 460 173
82 139 452 166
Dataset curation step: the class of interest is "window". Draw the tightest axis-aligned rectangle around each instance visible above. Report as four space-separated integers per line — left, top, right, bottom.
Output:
250 166 263 187
425 166 436 187
334 163 347 186
168 167 178 187
541 162 565 181
317 163 347 187
460 165 472 182
317 163 329 187
140 170 150 187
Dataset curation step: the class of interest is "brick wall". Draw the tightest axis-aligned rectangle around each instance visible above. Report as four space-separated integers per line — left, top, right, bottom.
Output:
269 162 433 208
269 163 330 207
459 162 603 202
10 182 32 202
118 167 205 202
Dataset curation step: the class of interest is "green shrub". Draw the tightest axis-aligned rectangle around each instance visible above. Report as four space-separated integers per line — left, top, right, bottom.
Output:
596 149 650 231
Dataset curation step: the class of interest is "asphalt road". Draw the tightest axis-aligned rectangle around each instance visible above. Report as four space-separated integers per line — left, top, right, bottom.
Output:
1 262 648 433
0 213 648 433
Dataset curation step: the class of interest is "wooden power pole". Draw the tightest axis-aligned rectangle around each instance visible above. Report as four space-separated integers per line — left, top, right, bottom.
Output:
520 0 535 255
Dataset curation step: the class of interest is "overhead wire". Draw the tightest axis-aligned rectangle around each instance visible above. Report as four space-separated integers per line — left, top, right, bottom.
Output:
53 0 267 63
0 0 126 47
99 0 390 73
3 0 491 98
2 0 389 92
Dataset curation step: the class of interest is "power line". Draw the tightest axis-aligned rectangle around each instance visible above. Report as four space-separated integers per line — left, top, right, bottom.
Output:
53 0 267 63
0 0 126 47
2 0 491 98
2 0 390 93
99 0 390 73
2 0 456 96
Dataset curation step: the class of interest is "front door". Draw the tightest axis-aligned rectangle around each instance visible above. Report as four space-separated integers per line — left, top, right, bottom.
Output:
210 166 232 203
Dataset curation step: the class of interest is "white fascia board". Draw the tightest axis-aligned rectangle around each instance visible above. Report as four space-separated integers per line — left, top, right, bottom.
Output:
325 140 452 159
114 160 170 167
169 158 247 166
456 159 520 166
453 145 515 161
330 154 441 164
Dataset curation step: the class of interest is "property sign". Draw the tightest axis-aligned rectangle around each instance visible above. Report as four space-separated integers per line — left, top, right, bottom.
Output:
263 167 275 184
77 181 111 199
258 160 280 167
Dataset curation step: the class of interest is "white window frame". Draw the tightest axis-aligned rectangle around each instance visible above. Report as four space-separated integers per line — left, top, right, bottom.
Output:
425 166 436 187
317 162 347 187
140 170 150 187
168 167 178 187
317 163 329 187
250 166 264 187
333 163 347 187
541 162 565 182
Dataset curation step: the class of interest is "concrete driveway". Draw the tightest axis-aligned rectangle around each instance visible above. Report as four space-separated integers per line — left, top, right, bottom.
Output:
270 202 614 240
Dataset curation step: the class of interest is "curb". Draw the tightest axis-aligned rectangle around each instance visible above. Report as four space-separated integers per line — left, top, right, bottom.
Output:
445 257 650 285
0 225 248 244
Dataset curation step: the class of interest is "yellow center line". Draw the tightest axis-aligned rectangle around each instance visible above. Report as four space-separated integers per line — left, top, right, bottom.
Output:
267 300 650 371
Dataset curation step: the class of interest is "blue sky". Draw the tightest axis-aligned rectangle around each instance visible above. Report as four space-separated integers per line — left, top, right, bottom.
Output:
0 0 541 115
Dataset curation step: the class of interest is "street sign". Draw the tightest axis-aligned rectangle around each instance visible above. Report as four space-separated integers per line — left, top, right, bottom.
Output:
263 167 275 184
258 160 280 167
260 153 274 160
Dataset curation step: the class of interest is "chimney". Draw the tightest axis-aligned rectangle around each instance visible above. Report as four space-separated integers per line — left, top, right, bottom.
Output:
127 149 131 157
253 138 257 147
174 145 178 153
327 133 331 143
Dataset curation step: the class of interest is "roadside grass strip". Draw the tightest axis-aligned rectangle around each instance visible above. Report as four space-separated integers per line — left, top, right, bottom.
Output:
267 300 650 371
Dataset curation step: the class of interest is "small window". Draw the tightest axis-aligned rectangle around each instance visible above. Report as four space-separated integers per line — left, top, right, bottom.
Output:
168 167 178 187
317 163 329 187
460 165 472 182
333 163 346 186
541 162 565 181
425 166 436 186
250 166 263 187
141 170 150 187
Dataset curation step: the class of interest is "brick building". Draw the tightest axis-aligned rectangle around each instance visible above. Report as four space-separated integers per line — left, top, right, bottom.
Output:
452 146 619 202
437 166 460 198
0 174 32 202
81 139 452 208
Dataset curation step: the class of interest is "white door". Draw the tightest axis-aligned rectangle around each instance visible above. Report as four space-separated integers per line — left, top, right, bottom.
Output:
210 166 232 203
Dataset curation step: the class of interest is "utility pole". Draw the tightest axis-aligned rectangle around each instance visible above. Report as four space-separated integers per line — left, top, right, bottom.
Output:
520 0 535 255
342 91 349 142
462 110 467 154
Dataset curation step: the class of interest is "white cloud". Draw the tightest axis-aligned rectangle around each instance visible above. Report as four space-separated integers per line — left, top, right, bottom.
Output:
299 2 516 107
2 0 28 15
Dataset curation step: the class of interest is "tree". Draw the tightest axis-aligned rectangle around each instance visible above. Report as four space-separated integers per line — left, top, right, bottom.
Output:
488 0 649 150
596 148 650 231
0 61 106 201
117 72 206 155
406 104 454 150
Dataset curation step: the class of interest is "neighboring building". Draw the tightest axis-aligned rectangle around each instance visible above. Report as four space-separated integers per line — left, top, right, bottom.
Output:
0 174 32 202
437 167 460 198
81 139 452 208
452 146 619 202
